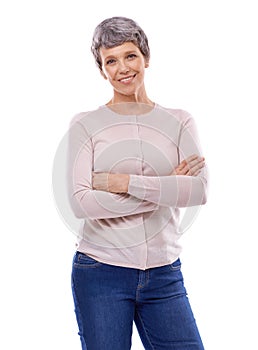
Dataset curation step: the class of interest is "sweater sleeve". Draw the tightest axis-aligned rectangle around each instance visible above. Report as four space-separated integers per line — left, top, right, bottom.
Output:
67 116 159 220
127 113 208 208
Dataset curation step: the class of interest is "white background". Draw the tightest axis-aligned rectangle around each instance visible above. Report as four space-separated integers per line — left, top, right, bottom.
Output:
1 0 257 349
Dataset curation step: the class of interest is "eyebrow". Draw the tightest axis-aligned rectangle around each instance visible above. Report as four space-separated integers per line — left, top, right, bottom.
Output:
104 50 138 60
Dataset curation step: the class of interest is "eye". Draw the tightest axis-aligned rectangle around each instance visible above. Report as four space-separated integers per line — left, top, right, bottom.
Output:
106 58 116 65
127 53 137 60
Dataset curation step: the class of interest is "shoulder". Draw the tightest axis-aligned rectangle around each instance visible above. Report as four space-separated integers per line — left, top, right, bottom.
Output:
68 110 95 128
156 104 195 129
69 105 115 126
158 105 192 122
68 107 106 133
68 106 116 137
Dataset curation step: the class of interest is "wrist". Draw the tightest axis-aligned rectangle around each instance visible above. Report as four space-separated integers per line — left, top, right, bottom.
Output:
108 173 130 193
124 174 130 192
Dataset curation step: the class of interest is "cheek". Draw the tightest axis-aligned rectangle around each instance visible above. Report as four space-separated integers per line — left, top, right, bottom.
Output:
105 67 117 80
133 60 146 73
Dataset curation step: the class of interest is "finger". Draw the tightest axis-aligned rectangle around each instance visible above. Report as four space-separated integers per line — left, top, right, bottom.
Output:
175 159 199 175
186 162 205 175
177 155 201 174
186 161 205 176
175 161 187 173
185 157 204 172
172 156 204 175
177 155 198 169
184 154 199 163
187 156 204 166
177 159 187 169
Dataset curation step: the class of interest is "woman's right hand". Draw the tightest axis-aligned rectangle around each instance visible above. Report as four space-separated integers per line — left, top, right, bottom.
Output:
171 155 205 176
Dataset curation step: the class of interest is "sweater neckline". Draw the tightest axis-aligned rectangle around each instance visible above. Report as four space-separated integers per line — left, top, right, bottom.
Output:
99 103 158 117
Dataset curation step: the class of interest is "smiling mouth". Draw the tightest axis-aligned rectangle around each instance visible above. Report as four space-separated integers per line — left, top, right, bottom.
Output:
118 74 136 84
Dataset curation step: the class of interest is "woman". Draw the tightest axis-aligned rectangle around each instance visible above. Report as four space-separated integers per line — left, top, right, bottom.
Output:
68 16 208 350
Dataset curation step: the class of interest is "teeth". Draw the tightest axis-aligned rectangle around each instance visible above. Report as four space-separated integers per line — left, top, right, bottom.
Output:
120 76 134 82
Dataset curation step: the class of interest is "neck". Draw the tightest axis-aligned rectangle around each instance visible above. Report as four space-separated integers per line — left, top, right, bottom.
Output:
106 89 155 116
107 85 154 106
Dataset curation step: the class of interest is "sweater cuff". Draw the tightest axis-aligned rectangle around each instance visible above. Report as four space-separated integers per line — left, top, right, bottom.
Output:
128 175 146 199
128 174 162 203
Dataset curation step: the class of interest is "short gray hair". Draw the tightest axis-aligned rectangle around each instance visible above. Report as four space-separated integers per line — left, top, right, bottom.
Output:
91 16 150 71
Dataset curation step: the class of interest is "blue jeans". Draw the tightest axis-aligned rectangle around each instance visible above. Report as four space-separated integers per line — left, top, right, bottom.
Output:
71 251 205 350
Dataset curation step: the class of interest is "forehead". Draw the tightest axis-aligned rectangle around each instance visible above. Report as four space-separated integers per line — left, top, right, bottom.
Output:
99 42 141 59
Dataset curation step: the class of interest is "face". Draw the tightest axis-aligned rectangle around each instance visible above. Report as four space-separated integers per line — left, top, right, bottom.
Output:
99 42 149 101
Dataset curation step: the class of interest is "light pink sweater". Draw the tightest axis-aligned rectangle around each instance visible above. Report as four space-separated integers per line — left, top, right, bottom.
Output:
67 104 208 270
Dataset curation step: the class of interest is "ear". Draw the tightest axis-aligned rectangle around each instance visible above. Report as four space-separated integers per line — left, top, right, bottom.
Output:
145 60 150 68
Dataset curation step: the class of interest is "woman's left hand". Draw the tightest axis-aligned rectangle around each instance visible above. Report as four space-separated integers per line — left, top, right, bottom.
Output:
92 172 129 193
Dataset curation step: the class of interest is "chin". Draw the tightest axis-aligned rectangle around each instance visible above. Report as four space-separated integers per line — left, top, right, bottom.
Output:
114 88 137 98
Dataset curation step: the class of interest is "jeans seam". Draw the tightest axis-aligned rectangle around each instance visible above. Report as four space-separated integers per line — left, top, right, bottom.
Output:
136 270 150 290
75 253 102 268
71 276 87 350
73 262 101 269
169 259 181 271
135 309 156 350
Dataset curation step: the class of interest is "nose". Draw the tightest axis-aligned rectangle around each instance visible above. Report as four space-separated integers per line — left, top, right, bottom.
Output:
118 60 130 74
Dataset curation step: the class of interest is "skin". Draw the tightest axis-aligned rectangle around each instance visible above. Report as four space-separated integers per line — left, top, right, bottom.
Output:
92 42 205 193
99 41 152 105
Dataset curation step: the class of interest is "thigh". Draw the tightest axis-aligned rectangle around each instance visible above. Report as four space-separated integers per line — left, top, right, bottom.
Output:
71 252 136 350
134 260 205 350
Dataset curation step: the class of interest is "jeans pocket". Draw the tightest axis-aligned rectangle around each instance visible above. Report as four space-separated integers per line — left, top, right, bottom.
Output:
169 258 182 271
73 252 102 268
